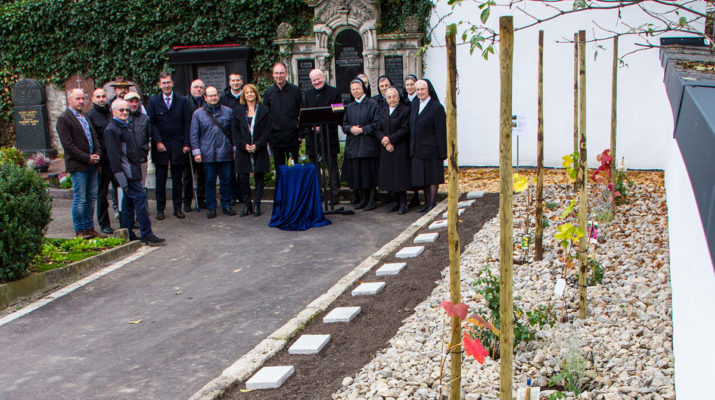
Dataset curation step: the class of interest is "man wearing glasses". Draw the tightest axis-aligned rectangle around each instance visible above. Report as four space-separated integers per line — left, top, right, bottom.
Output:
104 99 165 246
57 88 104 239
263 62 302 168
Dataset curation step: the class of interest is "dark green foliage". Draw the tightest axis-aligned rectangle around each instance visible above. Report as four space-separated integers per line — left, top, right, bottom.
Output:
0 162 52 281
0 146 25 167
380 0 435 34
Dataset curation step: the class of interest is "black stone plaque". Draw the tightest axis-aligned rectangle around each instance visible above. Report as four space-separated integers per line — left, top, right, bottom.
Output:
297 59 315 93
12 78 56 157
384 56 404 91
334 29 364 104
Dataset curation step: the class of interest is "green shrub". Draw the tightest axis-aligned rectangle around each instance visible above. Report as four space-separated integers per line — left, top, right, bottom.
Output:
0 146 25 167
0 162 52 281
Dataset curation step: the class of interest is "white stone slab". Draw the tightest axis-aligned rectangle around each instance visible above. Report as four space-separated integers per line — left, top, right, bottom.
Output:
352 282 386 296
288 334 331 355
376 262 407 276
245 365 295 390
323 306 361 323
442 208 465 218
458 199 476 207
414 232 440 244
395 246 425 258
467 190 485 199
428 220 448 230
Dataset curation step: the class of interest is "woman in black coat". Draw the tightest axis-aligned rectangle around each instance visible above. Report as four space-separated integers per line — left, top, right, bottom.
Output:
231 83 271 217
377 87 411 214
342 78 380 211
410 78 446 213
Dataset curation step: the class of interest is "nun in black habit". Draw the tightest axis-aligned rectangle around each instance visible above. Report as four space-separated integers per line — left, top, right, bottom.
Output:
377 86 411 214
401 74 419 105
409 78 446 213
342 78 380 211
372 75 393 109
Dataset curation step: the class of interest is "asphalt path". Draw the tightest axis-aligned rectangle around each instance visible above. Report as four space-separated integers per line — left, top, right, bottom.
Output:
0 198 422 400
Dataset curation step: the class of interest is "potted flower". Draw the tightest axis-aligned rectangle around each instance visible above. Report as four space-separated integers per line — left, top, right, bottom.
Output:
27 152 51 172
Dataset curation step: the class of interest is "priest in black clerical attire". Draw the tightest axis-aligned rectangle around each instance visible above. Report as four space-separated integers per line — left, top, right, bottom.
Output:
303 69 343 205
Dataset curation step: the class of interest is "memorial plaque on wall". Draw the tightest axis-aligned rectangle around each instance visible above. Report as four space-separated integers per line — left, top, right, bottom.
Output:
384 56 404 90
334 29 364 104
297 59 315 93
197 65 227 92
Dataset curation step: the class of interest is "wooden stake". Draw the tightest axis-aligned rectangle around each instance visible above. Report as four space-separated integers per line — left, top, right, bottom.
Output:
499 15 514 400
535 30 545 261
573 32 579 158
445 23 462 400
577 30 589 319
609 36 618 200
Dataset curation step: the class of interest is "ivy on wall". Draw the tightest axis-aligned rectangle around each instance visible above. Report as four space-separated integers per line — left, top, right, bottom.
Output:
0 0 432 145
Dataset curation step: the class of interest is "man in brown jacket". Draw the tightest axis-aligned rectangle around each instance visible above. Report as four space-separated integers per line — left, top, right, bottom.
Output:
57 88 104 238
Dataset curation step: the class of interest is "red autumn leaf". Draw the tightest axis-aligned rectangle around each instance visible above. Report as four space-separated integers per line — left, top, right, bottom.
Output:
463 333 489 364
467 313 500 336
440 300 468 320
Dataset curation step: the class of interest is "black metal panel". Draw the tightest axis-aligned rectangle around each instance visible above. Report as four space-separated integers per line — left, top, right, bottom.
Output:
673 86 715 267
165 46 251 97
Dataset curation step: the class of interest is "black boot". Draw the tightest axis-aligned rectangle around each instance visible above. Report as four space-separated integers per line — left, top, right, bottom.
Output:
240 201 253 217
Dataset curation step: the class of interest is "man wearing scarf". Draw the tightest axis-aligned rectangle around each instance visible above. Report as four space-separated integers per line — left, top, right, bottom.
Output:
104 99 164 246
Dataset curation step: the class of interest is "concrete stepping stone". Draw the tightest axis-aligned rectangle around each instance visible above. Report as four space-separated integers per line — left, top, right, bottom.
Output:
245 365 294 390
428 220 448 230
352 282 386 296
414 232 439 244
458 199 476 207
395 246 425 258
376 262 407 276
288 334 331 355
323 306 361 323
442 208 465 218
467 190 485 199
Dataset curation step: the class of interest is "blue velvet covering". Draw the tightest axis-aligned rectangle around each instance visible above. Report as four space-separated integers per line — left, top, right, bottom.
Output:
269 164 331 231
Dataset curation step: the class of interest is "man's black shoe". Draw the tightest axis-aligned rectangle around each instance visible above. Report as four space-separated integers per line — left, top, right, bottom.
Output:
417 204 430 213
385 203 398 213
156 211 165 220
207 209 217 218
397 205 408 215
240 204 253 217
141 234 166 246
183 203 193 213
253 204 261 217
222 207 237 216
198 200 208 209
174 210 186 219
101 226 114 235
354 200 367 210
363 202 377 211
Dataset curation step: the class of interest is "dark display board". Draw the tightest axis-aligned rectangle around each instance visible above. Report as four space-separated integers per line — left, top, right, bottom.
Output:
384 56 404 90
334 29 364 104
297 59 316 93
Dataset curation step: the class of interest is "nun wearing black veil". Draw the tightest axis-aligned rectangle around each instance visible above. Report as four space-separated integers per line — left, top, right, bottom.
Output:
401 74 419 105
372 74 393 109
409 78 446 213
342 78 380 211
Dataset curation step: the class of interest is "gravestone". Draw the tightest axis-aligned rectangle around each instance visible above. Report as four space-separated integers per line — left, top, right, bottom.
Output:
12 78 56 157
384 56 404 90
297 58 316 94
65 74 95 113
334 29 364 104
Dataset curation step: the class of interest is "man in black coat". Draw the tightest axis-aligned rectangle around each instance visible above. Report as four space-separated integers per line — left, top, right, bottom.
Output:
263 62 302 168
183 79 207 210
147 72 193 220
57 88 103 239
219 73 243 110
87 88 117 234
303 69 342 205
104 99 164 246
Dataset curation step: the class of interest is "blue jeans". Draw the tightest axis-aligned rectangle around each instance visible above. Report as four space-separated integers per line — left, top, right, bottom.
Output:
121 180 153 240
70 166 99 232
203 161 232 210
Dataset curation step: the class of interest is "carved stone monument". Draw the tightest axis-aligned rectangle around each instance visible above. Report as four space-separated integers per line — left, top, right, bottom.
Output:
12 78 56 157
274 0 423 103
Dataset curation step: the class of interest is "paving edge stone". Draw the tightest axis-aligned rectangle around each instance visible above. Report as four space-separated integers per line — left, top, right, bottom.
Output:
0 240 142 309
187 198 449 400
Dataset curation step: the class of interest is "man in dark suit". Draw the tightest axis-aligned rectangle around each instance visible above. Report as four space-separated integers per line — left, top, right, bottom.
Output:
183 79 207 211
147 72 192 220
87 88 117 235
263 62 302 168
57 88 104 239
303 68 342 205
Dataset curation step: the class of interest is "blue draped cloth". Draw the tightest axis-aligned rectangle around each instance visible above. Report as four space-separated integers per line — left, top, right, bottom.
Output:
269 164 331 231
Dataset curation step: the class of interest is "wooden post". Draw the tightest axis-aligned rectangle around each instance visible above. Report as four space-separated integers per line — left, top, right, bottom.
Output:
534 30 545 261
609 36 618 198
573 32 579 158
499 15 514 400
577 30 589 319
445 23 462 400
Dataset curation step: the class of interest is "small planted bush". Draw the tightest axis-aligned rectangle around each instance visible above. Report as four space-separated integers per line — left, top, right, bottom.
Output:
0 162 52 281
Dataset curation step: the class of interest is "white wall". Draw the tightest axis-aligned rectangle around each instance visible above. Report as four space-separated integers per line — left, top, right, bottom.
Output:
424 1 696 168
664 139 715 398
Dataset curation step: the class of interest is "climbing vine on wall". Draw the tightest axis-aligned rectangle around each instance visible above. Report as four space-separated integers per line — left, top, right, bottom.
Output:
380 0 435 34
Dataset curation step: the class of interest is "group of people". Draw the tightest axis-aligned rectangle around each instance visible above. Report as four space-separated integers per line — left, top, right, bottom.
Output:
56 62 446 245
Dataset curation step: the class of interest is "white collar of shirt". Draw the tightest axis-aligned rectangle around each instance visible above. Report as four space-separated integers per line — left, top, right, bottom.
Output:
418 96 431 114
164 93 173 102
354 94 366 103
389 105 397 115
408 93 417 101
